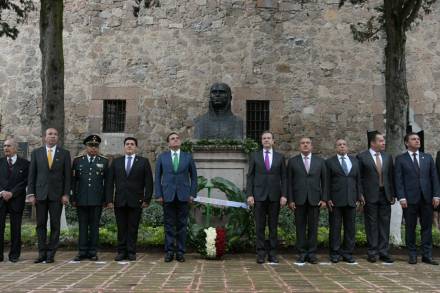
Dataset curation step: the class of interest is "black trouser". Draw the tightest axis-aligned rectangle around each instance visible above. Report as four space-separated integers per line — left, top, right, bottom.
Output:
255 199 280 258
329 206 356 257
0 203 23 259
364 190 391 258
114 206 142 255
163 196 189 255
77 206 102 257
403 199 433 258
295 203 319 257
36 199 62 258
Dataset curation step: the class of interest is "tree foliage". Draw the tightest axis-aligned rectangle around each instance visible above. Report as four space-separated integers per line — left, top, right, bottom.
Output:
133 0 160 17
0 0 34 39
341 0 437 43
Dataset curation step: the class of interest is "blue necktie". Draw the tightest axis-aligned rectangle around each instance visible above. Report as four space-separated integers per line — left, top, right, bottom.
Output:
126 156 132 175
341 156 349 175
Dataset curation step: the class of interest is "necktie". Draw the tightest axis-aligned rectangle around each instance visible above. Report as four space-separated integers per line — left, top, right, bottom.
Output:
126 156 132 175
341 156 349 175
264 150 270 171
89 156 94 164
7 157 13 177
47 149 53 169
172 152 179 172
374 153 383 186
413 153 420 175
304 156 310 173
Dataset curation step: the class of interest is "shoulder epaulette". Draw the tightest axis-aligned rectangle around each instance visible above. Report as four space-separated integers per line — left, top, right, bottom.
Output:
98 154 108 159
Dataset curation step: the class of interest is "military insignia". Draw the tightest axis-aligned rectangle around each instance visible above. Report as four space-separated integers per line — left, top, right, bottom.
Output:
96 163 104 168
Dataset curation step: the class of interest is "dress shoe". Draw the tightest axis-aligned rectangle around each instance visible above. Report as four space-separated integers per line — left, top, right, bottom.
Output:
379 255 394 263
128 254 136 261
268 256 279 263
114 254 126 261
89 255 98 261
176 254 185 262
367 255 377 263
9 257 18 263
164 253 174 262
408 255 417 264
34 256 46 263
343 256 356 263
330 255 340 263
46 257 54 263
73 255 87 262
422 257 439 265
256 255 265 264
308 255 318 264
296 254 307 263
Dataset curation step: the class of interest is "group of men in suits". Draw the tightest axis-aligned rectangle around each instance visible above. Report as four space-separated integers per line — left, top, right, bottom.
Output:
247 131 440 265
0 127 438 266
0 128 197 263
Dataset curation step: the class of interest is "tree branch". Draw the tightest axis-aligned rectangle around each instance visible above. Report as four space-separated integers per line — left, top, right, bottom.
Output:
403 0 423 30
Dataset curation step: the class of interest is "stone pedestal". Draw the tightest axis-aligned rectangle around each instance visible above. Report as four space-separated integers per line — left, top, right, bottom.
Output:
193 146 248 199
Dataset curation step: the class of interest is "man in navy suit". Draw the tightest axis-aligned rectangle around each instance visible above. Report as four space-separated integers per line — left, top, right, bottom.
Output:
106 137 153 261
155 132 197 262
395 132 440 265
326 139 363 263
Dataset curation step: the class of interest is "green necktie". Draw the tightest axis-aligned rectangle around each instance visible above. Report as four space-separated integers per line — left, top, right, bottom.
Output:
172 152 179 172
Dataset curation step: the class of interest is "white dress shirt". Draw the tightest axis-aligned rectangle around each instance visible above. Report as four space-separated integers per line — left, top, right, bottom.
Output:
337 154 352 174
171 149 181 160
46 145 57 158
263 148 273 168
6 154 17 165
369 148 382 166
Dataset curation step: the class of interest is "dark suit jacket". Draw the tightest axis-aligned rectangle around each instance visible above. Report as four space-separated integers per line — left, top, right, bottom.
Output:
246 150 287 202
154 151 197 202
27 146 71 201
0 157 29 212
325 155 362 207
71 154 109 206
287 154 327 206
107 155 153 207
395 151 439 204
357 150 395 203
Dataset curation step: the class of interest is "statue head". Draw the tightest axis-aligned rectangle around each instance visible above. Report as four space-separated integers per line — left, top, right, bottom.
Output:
209 83 232 113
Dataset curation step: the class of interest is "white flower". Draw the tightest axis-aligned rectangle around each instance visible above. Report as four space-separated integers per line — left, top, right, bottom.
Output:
204 227 217 258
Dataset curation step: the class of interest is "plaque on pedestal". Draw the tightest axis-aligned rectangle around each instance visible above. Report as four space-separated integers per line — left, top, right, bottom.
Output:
192 145 248 200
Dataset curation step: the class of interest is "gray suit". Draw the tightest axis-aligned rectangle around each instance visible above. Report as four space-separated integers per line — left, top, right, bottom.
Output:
287 154 327 258
357 150 394 258
28 146 71 259
246 150 287 258
326 155 362 258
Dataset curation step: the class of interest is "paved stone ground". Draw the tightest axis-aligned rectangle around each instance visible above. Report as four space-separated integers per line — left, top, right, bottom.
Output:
0 251 439 292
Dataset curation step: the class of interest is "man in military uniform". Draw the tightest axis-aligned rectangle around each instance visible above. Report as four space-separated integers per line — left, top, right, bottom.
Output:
71 135 109 261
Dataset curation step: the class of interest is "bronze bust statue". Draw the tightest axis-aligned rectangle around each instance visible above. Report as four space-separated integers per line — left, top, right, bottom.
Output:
194 83 243 139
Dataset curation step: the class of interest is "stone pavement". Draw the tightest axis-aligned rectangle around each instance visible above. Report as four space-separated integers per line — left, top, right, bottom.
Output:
0 251 439 292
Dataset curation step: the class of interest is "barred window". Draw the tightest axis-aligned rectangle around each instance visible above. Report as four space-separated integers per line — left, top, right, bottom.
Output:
246 100 270 142
103 100 126 132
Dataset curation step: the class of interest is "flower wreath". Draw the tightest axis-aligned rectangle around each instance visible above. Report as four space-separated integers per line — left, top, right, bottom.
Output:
198 227 227 259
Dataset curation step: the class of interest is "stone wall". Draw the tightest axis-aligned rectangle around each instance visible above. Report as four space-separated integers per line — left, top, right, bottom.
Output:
1 0 440 161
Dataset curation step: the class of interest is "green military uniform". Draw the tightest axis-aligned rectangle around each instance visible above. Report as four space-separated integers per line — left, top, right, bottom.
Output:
71 135 109 260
